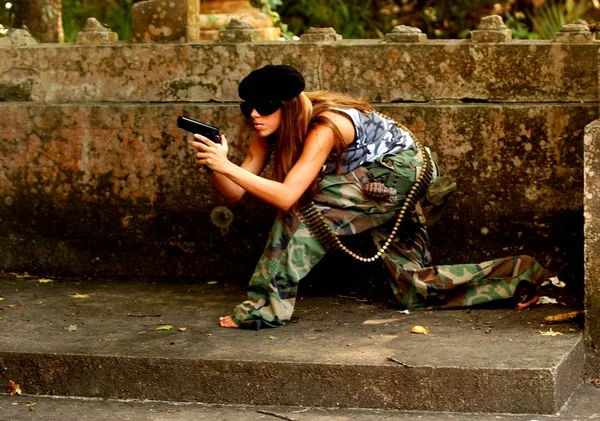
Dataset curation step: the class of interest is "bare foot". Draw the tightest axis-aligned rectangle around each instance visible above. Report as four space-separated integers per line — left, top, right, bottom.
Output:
517 295 539 309
219 315 239 328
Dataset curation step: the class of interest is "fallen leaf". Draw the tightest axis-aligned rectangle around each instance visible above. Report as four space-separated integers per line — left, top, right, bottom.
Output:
363 317 403 325
536 296 558 305
38 278 54 284
204 333 213 336
69 293 90 299
0 297 4 301
540 328 563 336
207 281 218 285
64 324 78 332
410 325 429 335
26 402 36 411
156 325 173 331
542 276 566 289
8 380 22 396
268 335 277 340
544 311 583 324
178 327 187 332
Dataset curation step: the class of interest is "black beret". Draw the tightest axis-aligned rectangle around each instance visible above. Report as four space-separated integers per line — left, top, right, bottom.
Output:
238 64 305 103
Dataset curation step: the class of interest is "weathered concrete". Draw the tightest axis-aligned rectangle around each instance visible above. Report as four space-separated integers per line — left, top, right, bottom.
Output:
0 103 595 281
0 276 586 413
584 120 600 376
0 41 597 103
1 384 600 421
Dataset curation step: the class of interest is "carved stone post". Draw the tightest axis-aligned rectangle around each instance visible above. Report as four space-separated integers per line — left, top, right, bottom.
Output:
131 0 201 43
384 25 427 43
554 22 594 42
76 18 118 44
300 27 342 42
200 0 279 40
470 15 512 43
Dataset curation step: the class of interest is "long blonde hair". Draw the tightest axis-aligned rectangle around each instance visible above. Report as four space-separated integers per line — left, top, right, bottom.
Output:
271 90 372 207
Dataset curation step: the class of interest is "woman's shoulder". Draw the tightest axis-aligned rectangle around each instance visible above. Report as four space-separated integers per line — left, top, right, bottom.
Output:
310 109 356 145
314 109 356 130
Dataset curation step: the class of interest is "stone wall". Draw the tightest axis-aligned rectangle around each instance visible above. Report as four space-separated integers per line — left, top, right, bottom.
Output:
0 27 598 322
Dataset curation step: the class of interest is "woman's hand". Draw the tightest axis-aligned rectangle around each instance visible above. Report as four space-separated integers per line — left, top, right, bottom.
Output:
188 133 231 173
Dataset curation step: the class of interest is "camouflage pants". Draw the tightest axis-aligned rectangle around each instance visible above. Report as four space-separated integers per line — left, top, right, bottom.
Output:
230 146 547 329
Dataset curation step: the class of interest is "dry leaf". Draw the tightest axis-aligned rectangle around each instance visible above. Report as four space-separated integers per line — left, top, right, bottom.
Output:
207 281 218 285
0 297 4 302
410 325 430 335
8 380 22 396
69 293 89 299
38 278 54 284
542 276 566 288
540 328 563 336
156 325 173 331
544 311 583 324
537 296 558 305
178 327 187 332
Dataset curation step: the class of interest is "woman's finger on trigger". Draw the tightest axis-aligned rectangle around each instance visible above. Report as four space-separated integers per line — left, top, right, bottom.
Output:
194 133 211 143
189 139 207 150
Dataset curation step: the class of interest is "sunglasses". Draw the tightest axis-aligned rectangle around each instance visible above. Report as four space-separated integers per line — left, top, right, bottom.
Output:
240 100 282 118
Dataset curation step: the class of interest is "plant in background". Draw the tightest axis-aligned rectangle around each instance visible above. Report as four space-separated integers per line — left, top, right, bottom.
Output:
275 0 398 39
62 0 132 42
505 10 540 39
527 0 592 38
0 1 15 30
253 0 296 39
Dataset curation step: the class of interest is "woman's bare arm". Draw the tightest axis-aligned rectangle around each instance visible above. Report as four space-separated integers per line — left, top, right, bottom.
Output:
190 112 354 211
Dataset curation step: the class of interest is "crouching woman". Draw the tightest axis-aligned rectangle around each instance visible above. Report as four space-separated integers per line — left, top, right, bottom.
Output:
188 64 546 330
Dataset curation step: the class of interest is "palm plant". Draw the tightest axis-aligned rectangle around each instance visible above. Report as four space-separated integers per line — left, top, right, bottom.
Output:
527 0 591 39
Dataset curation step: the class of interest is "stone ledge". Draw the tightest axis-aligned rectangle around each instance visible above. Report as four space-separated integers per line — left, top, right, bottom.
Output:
0 277 585 413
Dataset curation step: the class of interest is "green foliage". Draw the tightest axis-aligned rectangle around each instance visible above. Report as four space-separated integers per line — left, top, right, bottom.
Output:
276 0 393 38
527 0 591 39
0 2 16 29
418 1 485 38
504 11 540 39
62 0 133 42
275 0 513 39
254 0 296 39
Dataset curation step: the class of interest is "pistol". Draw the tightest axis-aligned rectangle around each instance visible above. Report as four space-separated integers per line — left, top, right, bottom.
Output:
177 116 220 143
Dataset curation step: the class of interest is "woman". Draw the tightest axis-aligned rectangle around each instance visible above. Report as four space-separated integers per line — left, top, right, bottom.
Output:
189 64 546 330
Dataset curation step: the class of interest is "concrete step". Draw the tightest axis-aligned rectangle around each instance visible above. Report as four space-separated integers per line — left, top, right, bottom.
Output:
0 276 585 414
0 383 599 421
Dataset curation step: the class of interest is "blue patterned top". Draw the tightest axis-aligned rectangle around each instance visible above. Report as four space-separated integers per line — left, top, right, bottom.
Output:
322 108 414 175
